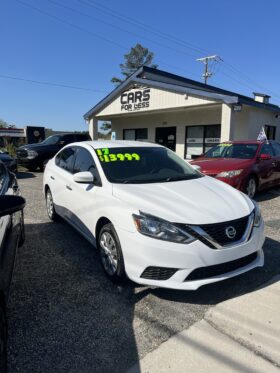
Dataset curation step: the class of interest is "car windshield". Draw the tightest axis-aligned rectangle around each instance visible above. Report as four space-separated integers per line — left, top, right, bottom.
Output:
95 146 202 184
40 135 60 145
205 143 258 159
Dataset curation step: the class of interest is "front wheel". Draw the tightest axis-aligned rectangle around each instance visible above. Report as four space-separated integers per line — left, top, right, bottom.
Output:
98 223 125 283
245 176 257 199
45 189 58 221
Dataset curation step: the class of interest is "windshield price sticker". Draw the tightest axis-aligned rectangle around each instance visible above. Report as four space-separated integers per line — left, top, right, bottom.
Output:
96 148 140 162
220 144 232 147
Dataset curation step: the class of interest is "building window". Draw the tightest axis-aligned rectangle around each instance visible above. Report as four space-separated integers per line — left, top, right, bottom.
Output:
185 124 221 159
123 128 148 141
265 125 276 140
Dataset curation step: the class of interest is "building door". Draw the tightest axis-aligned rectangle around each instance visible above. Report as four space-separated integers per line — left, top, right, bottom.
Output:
155 127 176 151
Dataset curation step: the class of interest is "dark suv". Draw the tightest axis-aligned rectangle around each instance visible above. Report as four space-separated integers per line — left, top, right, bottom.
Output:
16 133 90 171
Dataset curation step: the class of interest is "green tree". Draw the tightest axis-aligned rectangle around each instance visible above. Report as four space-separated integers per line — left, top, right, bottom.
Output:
0 118 11 128
111 43 158 86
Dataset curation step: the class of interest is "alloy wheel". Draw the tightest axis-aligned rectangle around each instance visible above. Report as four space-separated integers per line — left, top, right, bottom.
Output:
247 178 256 199
99 231 118 276
46 190 54 218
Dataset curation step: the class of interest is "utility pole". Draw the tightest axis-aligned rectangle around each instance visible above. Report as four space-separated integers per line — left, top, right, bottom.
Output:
196 55 222 84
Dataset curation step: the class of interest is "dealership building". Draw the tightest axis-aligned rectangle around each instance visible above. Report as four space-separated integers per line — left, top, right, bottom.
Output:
84 66 280 159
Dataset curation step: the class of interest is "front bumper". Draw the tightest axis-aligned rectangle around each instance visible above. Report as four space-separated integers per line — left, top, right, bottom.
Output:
116 219 265 290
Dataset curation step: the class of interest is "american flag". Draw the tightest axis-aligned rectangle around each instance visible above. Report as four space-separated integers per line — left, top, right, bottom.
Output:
257 127 268 142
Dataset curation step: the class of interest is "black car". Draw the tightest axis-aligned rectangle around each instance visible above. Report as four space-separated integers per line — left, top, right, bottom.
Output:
0 151 17 173
0 162 25 372
16 133 90 171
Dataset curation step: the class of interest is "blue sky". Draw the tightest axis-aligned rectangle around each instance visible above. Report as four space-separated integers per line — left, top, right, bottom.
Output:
1 0 280 131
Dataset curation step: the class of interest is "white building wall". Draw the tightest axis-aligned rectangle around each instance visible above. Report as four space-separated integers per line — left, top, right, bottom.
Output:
247 107 280 140
111 106 221 158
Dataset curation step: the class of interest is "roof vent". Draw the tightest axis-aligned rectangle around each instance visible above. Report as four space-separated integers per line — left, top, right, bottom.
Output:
253 92 270 104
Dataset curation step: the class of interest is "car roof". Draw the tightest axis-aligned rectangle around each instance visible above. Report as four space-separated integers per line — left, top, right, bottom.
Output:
221 140 266 145
80 140 163 149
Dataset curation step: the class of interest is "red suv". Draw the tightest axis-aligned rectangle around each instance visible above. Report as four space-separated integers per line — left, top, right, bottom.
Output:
191 141 280 198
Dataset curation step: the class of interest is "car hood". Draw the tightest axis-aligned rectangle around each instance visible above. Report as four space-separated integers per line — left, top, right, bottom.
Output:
191 158 253 173
18 143 51 152
112 176 254 225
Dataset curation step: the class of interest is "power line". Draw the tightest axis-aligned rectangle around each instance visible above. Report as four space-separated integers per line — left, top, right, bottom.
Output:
78 0 210 56
47 0 199 59
196 55 222 84
0 74 108 92
81 0 279 100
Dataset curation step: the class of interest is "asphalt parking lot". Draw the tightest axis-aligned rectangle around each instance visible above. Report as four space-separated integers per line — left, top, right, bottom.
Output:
7 171 280 373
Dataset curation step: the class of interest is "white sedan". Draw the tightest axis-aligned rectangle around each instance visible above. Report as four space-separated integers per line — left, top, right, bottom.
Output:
43 141 265 290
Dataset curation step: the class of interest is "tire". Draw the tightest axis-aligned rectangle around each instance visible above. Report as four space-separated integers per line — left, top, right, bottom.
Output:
245 176 257 199
18 210 25 247
45 189 58 221
0 304 7 373
98 223 125 283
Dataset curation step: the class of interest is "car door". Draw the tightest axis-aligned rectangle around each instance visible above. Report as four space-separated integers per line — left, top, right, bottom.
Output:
68 146 102 243
271 142 280 185
49 146 76 219
257 142 276 188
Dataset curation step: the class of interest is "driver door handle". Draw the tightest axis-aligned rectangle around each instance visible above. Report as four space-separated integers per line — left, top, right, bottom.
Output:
66 185 72 191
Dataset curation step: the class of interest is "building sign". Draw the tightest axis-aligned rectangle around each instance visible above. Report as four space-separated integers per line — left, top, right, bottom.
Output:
120 88 150 112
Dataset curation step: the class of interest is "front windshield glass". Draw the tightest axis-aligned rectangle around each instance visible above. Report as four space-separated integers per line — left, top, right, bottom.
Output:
205 143 258 159
40 135 60 145
95 147 202 184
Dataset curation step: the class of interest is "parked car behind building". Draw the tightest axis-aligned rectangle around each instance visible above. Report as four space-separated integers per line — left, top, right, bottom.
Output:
16 133 90 172
0 162 25 372
191 140 280 198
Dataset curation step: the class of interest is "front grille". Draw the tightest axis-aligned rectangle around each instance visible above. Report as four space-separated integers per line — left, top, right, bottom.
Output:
140 266 177 280
185 252 258 281
199 215 249 246
16 149 28 159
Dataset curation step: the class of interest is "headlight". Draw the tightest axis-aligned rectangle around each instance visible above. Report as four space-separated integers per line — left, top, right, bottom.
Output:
252 200 262 227
216 169 243 178
27 150 38 159
132 213 195 244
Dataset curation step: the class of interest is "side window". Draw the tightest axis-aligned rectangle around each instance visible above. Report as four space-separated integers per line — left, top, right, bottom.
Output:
271 142 280 156
73 148 100 182
0 164 6 194
260 143 274 157
56 147 76 173
75 134 89 141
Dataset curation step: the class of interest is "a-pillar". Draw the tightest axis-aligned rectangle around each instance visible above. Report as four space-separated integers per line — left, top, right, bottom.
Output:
89 117 98 140
221 103 235 141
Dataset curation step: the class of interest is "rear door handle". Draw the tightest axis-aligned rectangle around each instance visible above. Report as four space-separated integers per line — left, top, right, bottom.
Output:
50 176 55 180
66 185 72 191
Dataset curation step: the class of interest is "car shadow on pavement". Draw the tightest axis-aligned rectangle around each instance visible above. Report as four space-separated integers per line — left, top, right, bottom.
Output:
16 171 36 179
7 221 141 373
255 186 280 202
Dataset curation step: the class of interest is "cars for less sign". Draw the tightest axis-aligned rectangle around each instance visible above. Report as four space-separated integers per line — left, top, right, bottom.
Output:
120 88 150 112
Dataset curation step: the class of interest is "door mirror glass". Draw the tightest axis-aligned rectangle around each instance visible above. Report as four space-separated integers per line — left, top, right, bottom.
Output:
0 195 25 217
58 140 65 146
259 153 272 161
73 171 94 184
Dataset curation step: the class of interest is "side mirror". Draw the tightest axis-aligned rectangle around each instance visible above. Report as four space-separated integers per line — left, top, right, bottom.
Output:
259 153 272 161
0 195 25 217
58 140 65 146
192 164 201 172
73 171 94 184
